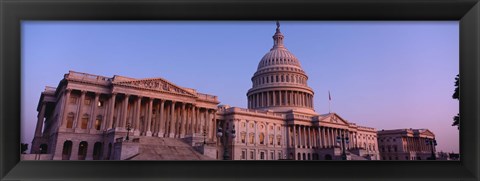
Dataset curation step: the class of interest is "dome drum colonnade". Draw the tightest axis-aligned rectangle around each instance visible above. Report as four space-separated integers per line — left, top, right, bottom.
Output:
247 22 314 111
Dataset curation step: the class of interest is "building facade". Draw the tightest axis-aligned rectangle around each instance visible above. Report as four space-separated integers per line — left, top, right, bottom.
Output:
377 129 436 160
29 23 380 160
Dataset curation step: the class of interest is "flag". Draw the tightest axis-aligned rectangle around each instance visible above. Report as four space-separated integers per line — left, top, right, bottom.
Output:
329 91 331 101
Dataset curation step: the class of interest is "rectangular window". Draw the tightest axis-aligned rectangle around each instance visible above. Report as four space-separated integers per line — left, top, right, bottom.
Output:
250 151 254 160
94 119 101 130
241 150 246 160
70 97 78 104
66 116 74 128
278 152 282 160
81 118 88 129
85 99 91 105
260 152 265 160
270 152 274 160
241 133 246 144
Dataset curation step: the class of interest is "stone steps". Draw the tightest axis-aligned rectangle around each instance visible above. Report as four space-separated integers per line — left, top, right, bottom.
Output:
129 137 214 160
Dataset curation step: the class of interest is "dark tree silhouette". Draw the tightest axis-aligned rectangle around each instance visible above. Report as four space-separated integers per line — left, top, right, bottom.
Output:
21 143 28 154
452 74 459 129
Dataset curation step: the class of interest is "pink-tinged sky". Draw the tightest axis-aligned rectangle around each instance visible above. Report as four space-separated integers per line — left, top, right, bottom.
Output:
21 21 459 153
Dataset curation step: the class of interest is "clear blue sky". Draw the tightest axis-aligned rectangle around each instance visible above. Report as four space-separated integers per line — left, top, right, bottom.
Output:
21 21 459 153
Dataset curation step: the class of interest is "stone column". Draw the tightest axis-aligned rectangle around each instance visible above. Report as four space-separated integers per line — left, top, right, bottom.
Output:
187 104 194 136
205 108 211 139
134 97 142 135
297 125 301 147
60 89 72 128
73 90 86 129
266 92 270 107
254 121 258 145
195 107 200 138
273 123 277 147
145 98 153 136
107 93 116 129
323 127 327 148
317 126 323 148
120 94 129 129
213 111 217 142
306 126 310 148
156 100 164 137
245 120 249 145
272 91 276 106
180 103 187 138
88 93 100 131
329 128 333 148
286 125 290 147
293 91 296 106
292 125 296 147
304 126 308 148
169 101 176 138
190 106 195 135
35 101 47 137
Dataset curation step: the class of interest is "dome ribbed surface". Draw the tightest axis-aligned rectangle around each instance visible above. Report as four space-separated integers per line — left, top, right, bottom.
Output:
257 48 302 70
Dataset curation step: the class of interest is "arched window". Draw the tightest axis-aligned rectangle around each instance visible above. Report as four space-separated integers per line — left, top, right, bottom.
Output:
302 153 306 160
93 142 102 160
297 153 301 160
95 115 102 130
308 153 311 160
270 76 273 83
249 133 255 144
276 75 279 82
286 75 289 82
81 114 89 129
62 140 73 160
66 113 74 128
269 135 274 145
78 141 88 160
281 75 284 82
259 133 265 144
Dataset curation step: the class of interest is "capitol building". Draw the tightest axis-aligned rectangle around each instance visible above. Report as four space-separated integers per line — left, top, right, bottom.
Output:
28 23 381 160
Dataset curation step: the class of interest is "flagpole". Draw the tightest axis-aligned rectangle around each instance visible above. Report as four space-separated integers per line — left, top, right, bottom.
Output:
328 91 331 113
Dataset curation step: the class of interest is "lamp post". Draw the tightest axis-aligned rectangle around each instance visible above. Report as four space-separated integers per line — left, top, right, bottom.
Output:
425 138 437 160
336 133 349 160
125 122 131 141
217 124 236 160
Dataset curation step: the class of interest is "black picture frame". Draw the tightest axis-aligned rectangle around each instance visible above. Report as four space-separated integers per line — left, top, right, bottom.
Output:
1 0 478 180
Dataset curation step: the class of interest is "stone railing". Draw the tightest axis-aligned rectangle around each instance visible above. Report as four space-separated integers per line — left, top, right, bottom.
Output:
224 107 285 118
44 86 57 93
357 126 376 131
293 114 311 119
65 70 111 85
197 93 218 102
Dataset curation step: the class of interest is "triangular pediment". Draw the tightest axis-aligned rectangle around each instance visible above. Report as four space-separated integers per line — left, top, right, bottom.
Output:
319 113 350 126
420 129 435 137
113 77 197 97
